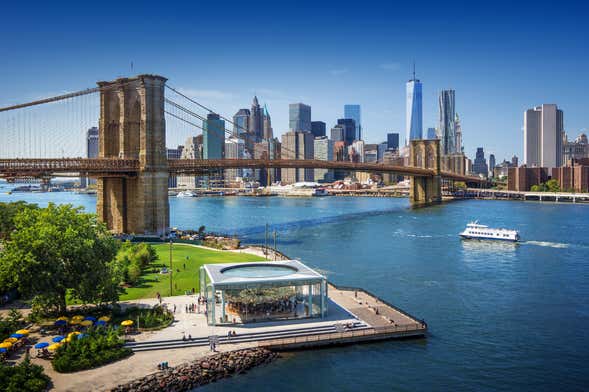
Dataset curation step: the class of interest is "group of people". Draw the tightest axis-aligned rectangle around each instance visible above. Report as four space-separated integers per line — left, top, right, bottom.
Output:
185 302 200 313
226 296 299 320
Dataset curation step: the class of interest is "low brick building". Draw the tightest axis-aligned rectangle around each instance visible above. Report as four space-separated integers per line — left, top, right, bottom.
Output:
507 167 549 191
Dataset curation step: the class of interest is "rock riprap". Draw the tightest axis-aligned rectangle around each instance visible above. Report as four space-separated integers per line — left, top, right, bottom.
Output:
111 348 278 392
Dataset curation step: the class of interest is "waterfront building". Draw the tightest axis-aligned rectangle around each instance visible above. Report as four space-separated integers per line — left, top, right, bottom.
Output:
281 130 314 183
199 260 328 326
81 126 99 188
508 167 550 191
473 147 488 177
563 133 589 162
311 121 326 138
344 104 362 140
406 67 423 144
263 104 273 140
333 141 348 180
552 163 589 192
225 136 245 182
249 97 264 142
489 154 496 177
364 145 378 163
387 132 400 151
314 136 334 182
167 145 183 188
524 104 563 168
426 127 438 140
439 90 456 154
289 103 311 132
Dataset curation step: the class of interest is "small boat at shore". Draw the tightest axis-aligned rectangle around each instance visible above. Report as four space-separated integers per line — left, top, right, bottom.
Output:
459 222 520 242
176 190 197 198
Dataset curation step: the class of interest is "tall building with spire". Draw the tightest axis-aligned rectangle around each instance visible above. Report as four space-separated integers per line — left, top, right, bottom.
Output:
406 64 423 145
263 104 273 139
455 113 463 153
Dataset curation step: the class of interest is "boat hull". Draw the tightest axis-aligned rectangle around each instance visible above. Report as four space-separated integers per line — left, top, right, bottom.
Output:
460 234 519 243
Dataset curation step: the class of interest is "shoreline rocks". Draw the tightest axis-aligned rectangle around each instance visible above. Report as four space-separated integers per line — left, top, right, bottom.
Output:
111 348 278 392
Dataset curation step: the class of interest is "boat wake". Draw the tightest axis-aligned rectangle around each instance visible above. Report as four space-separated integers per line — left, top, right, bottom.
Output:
523 240 570 249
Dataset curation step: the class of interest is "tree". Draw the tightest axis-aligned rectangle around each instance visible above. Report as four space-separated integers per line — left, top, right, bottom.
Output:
0 201 38 240
0 203 119 314
545 179 560 192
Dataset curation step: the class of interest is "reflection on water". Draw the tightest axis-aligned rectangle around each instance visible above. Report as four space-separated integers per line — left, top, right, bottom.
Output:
460 238 518 255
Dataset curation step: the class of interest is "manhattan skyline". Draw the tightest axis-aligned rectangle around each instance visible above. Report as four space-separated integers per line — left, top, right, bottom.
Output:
0 1 588 161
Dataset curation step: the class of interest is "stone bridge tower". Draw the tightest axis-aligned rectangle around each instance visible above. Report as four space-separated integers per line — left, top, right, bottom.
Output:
409 139 442 207
96 75 169 236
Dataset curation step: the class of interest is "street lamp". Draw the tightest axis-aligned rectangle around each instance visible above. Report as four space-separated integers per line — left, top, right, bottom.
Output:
169 239 173 297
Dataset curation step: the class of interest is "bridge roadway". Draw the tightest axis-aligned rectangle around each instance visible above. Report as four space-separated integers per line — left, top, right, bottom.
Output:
0 158 484 183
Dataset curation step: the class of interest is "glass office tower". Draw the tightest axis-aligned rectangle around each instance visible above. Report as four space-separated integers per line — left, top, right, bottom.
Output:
344 104 361 141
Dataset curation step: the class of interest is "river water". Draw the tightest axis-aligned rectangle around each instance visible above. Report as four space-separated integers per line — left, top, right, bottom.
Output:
2 188 588 391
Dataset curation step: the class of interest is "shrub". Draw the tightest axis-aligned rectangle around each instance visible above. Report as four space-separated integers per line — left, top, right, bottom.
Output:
0 309 23 341
113 242 158 286
115 305 173 329
52 327 132 373
0 356 50 392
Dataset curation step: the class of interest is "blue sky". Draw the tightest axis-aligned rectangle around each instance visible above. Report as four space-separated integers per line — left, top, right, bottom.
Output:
1 0 588 161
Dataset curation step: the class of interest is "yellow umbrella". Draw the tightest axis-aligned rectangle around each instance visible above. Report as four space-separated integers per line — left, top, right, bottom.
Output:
3 338 18 343
15 329 29 335
67 332 80 338
71 315 84 320
48 343 62 351
121 320 134 327
69 319 81 325
0 342 12 349
98 316 111 322
80 320 93 327
57 316 69 321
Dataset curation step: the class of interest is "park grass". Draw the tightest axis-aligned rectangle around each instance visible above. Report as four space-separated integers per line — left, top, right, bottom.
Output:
118 243 264 301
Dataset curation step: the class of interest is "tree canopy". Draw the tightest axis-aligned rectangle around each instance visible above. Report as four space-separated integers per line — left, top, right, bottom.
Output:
0 203 119 314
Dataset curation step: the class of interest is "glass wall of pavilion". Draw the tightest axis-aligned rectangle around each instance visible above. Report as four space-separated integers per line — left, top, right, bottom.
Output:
199 266 327 326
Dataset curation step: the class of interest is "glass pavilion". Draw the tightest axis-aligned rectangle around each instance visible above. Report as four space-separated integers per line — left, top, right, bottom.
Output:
199 260 328 326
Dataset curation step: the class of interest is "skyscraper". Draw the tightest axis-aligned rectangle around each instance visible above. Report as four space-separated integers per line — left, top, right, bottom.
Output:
254 138 281 185
262 104 273 140
203 113 225 160
387 133 399 150
81 126 99 188
344 104 361 140
524 104 563 168
427 127 438 140
439 90 456 154
314 136 334 182
232 108 250 137
336 118 356 146
311 121 326 138
281 131 314 183
406 66 423 144
167 145 183 188
489 154 496 177
473 147 488 177
249 96 264 142
289 103 311 132
224 136 245 181
331 126 344 142
177 136 203 188
455 113 463 153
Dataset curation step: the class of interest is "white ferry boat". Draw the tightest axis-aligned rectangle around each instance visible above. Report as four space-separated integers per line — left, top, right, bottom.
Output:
459 222 520 242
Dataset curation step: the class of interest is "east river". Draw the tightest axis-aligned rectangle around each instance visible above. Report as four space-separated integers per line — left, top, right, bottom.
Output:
1 187 588 391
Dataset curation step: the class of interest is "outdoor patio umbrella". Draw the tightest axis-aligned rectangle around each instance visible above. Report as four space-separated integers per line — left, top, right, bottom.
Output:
80 320 93 327
69 319 81 325
48 343 61 351
96 320 107 326
52 336 64 343
77 334 86 340
57 316 69 321
67 332 80 339
121 320 134 327
98 316 111 322
9 333 23 339
15 329 29 335
0 342 12 349
0 348 7 354
54 320 67 327
84 316 97 322
34 342 49 349
3 338 18 344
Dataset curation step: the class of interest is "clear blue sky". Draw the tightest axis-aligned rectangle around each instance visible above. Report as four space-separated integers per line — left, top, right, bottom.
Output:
1 0 587 161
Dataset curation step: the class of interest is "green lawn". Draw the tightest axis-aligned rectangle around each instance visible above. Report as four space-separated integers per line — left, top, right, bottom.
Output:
119 243 264 301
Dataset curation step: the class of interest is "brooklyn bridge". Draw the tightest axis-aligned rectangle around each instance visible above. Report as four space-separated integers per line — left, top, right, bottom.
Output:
0 74 487 236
